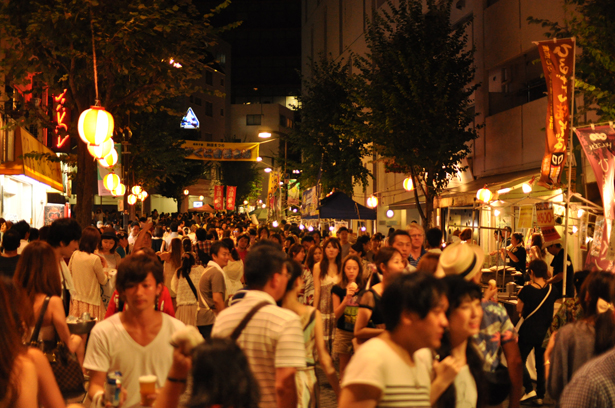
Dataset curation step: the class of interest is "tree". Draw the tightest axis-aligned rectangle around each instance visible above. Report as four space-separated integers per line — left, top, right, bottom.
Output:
528 0 615 120
349 0 479 227
0 0 235 227
288 56 371 196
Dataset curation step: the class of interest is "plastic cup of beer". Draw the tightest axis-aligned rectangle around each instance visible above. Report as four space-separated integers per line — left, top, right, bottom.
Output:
139 375 157 406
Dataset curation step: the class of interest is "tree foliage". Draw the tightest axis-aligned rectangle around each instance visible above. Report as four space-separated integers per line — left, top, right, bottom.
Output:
349 0 479 226
528 0 615 120
219 161 262 204
0 0 235 226
288 56 371 196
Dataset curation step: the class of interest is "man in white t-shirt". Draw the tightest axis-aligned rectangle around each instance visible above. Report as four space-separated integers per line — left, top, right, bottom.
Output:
212 242 305 408
340 272 461 408
84 253 185 408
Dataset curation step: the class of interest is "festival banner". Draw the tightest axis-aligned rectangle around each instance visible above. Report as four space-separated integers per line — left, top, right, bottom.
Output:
226 186 237 210
535 38 576 188
213 185 224 210
575 125 615 271
182 140 259 162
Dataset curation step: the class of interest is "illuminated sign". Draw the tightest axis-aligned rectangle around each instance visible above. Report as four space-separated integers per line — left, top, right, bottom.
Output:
193 201 203 208
180 107 200 129
51 89 71 152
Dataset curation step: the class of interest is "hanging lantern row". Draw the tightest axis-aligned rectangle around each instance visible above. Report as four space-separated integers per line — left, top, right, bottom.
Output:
139 191 148 201
476 186 493 203
78 106 114 146
111 183 126 197
366 195 378 208
132 185 143 195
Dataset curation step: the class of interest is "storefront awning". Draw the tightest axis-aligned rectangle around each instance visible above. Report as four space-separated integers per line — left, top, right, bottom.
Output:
0 127 64 192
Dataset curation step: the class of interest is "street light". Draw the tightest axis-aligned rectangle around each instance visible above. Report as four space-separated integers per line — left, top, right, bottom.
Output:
264 167 272 173
258 132 272 138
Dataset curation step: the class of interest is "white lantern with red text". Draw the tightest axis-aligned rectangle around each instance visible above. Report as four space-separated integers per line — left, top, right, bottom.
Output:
127 194 138 205
403 177 414 191
367 195 378 208
476 186 493 203
98 148 118 168
103 173 120 192
78 106 114 146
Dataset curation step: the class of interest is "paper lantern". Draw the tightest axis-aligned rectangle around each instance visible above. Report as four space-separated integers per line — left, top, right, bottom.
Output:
403 177 414 191
139 191 148 201
131 185 142 195
87 138 114 159
103 173 120 191
522 183 533 194
98 148 118 168
111 183 126 196
78 106 114 146
127 194 138 205
367 195 378 208
476 186 493 203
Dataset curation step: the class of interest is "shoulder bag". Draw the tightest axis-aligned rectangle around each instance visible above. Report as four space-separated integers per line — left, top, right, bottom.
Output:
515 284 552 332
229 301 270 341
30 296 85 398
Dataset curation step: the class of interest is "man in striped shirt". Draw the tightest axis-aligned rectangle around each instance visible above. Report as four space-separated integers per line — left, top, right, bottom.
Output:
212 242 305 408
340 272 461 408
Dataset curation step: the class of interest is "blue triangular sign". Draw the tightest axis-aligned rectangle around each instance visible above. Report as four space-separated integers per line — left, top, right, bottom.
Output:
181 107 200 129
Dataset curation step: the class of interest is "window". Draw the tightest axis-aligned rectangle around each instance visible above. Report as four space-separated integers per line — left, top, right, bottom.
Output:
220 108 224 116
246 114 262 125
206 71 213 86
205 102 213 117
194 97 202 106
220 78 225 86
280 114 287 127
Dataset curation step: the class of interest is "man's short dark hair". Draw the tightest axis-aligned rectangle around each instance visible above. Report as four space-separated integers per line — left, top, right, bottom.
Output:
11 220 30 240
425 228 443 249
248 228 257 237
381 272 446 331
244 242 286 289
237 234 250 244
211 241 228 257
116 253 163 293
170 222 179 233
389 229 410 246
195 228 207 242
301 236 314 244
1 229 21 252
47 218 82 248
337 226 348 234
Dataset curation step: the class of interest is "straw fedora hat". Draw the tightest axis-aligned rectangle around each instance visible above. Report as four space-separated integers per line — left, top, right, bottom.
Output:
435 242 485 281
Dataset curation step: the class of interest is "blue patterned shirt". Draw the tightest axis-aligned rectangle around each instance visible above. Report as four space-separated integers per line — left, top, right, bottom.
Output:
473 300 517 372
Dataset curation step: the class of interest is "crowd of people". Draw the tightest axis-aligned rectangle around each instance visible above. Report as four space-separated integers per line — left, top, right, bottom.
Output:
1 211 615 408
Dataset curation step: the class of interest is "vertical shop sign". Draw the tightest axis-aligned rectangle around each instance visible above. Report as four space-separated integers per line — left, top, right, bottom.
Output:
213 185 224 210
50 89 71 153
226 186 237 210
535 38 576 188
575 125 615 271
518 206 533 229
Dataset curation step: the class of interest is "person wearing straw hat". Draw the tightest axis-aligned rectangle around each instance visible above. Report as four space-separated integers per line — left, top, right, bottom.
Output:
544 240 574 299
437 242 524 408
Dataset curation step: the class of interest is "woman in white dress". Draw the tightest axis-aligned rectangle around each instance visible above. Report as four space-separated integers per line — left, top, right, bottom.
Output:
171 252 204 326
313 237 342 353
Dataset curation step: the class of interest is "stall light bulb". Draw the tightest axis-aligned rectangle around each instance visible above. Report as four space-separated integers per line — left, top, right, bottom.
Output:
497 188 512 194
299 224 305 230
329 226 335 231
494 209 501 217
572 226 578 234
577 209 585 218
261 204 266 209
308 226 314 232
272 221 279 228
522 183 533 194
361 226 366 231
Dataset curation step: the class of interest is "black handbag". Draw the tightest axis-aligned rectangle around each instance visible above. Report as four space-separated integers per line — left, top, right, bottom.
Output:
483 361 511 405
30 296 85 398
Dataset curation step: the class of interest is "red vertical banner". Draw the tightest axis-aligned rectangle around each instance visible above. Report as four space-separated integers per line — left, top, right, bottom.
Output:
575 125 615 271
535 38 576 188
226 186 237 210
213 185 224 210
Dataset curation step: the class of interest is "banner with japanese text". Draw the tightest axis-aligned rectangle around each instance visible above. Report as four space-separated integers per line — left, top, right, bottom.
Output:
213 185 224 210
575 125 615 271
535 38 575 188
182 140 259 162
226 186 237 210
